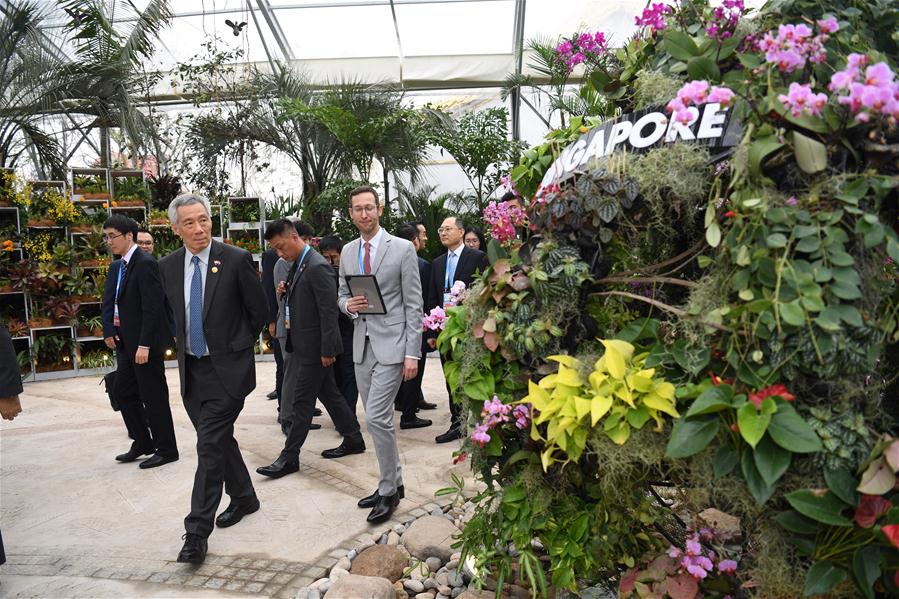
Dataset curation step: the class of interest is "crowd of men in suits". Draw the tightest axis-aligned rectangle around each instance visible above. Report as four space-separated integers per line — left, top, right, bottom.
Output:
93 184 490 565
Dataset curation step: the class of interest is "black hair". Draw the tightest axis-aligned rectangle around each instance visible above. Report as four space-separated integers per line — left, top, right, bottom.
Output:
500 191 517 203
394 222 419 243
293 220 314 238
103 214 138 241
264 218 295 240
318 235 344 253
464 225 487 251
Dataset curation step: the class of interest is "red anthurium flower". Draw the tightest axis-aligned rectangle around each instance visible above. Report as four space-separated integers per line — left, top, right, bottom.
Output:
854 494 892 528
748 384 795 408
882 524 899 548
724 210 737 218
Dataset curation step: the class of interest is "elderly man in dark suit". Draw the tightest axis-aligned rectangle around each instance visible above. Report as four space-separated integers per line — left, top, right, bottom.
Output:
101 214 178 468
427 215 488 443
256 220 365 479
158 193 268 564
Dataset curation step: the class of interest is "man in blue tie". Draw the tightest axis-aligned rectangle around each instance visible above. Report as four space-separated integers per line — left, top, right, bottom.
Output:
426 216 488 443
158 194 268 564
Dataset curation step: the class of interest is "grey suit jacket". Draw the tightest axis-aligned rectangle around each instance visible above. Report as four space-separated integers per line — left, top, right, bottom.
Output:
337 231 422 365
273 257 293 340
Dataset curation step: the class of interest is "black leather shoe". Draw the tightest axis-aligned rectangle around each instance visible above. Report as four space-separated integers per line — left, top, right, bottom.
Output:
367 492 400 523
358 485 404 509
309 422 321 430
321 439 366 459
400 416 432 430
256 456 299 479
435 427 462 443
266 390 278 400
116 444 153 463
313 408 322 417
176 533 207 563
417 400 438 410
215 496 260 528
139 453 179 469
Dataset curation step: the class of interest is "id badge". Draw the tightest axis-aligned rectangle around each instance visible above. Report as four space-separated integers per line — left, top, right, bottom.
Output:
284 305 291 330
443 292 455 309
113 304 120 327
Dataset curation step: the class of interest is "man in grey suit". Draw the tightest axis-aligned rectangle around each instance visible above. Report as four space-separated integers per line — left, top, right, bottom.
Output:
338 185 422 524
257 219 365 478
158 193 268 564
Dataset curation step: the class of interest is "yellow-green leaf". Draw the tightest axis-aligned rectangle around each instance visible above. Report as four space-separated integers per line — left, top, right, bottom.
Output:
602 338 635 360
643 393 680 418
606 422 631 445
550 354 582 369
526 380 550 410
591 394 613 426
574 396 593 420
654 381 676 400
604 344 626 378
556 364 583 387
627 372 654 392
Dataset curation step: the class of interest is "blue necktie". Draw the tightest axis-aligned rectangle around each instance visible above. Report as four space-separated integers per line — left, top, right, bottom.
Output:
445 251 458 290
189 256 206 356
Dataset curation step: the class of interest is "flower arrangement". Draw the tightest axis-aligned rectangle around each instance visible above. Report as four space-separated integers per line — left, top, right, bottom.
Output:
482 200 526 246
554 31 608 74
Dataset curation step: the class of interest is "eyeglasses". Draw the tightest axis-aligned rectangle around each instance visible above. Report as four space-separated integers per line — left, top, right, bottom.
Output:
437 227 461 233
351 205 378 215
102 232 124 243
136 240 153 247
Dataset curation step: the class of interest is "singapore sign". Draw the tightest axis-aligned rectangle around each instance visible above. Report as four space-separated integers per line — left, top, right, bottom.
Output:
540 102 743 187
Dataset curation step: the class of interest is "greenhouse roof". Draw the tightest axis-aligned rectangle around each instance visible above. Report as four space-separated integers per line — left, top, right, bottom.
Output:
35 0 650 95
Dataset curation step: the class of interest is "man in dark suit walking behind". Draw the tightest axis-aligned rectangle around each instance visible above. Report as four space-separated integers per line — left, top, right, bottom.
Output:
393 222 432 430
256 220 365 478
158 193 268 564
427 216 488 443
101 215 178 468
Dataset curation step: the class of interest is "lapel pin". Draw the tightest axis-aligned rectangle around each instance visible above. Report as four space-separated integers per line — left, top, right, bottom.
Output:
211 267 219 273
212 260 221 273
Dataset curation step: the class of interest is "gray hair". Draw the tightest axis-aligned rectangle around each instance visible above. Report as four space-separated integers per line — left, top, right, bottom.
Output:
168 193 212 225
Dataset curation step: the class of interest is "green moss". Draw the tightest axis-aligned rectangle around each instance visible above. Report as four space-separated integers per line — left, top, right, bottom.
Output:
632 70 683 111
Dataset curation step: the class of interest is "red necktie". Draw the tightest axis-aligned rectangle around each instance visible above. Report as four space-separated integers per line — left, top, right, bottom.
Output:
363 242 372 274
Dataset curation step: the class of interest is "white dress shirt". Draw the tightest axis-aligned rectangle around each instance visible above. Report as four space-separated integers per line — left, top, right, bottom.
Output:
183 243 212 356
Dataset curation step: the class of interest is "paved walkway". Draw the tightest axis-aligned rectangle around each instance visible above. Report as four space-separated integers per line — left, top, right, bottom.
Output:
0 357 467 598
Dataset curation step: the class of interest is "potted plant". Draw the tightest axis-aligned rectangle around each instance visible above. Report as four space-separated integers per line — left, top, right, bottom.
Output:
148 173 181 210
5 317 27 338
31 333 77 372
29 262 65 295
148 208 169 226
78 348 115 369
76 231 108 267
76 314 104 338
73 174 110 199
0 274 13 293
112 176 149 206
47 297 79 325
7 260 33 292
88 271 107 298
27 304 53 329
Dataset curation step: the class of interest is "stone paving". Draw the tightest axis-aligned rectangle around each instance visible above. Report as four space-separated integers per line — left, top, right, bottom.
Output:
0 357 466 598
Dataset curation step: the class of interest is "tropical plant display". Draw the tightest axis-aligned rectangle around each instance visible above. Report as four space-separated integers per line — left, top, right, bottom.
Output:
111 175 149 203
436 1 899 597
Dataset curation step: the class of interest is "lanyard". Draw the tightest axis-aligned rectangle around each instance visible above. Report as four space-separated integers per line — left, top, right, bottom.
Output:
113 261 125 326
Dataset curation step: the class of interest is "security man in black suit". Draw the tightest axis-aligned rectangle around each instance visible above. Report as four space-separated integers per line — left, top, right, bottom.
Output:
427 216 488 443
158 194 268 564
393 222 433 430
256 220 365 479
101 215 178 468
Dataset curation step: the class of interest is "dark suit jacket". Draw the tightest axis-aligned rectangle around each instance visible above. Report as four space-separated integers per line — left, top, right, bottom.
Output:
417 256 432 353
0 323 22 397
158 240 268 400
426 245 487 341
286 250 343 365
101 248 172 357
261 248 279 324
